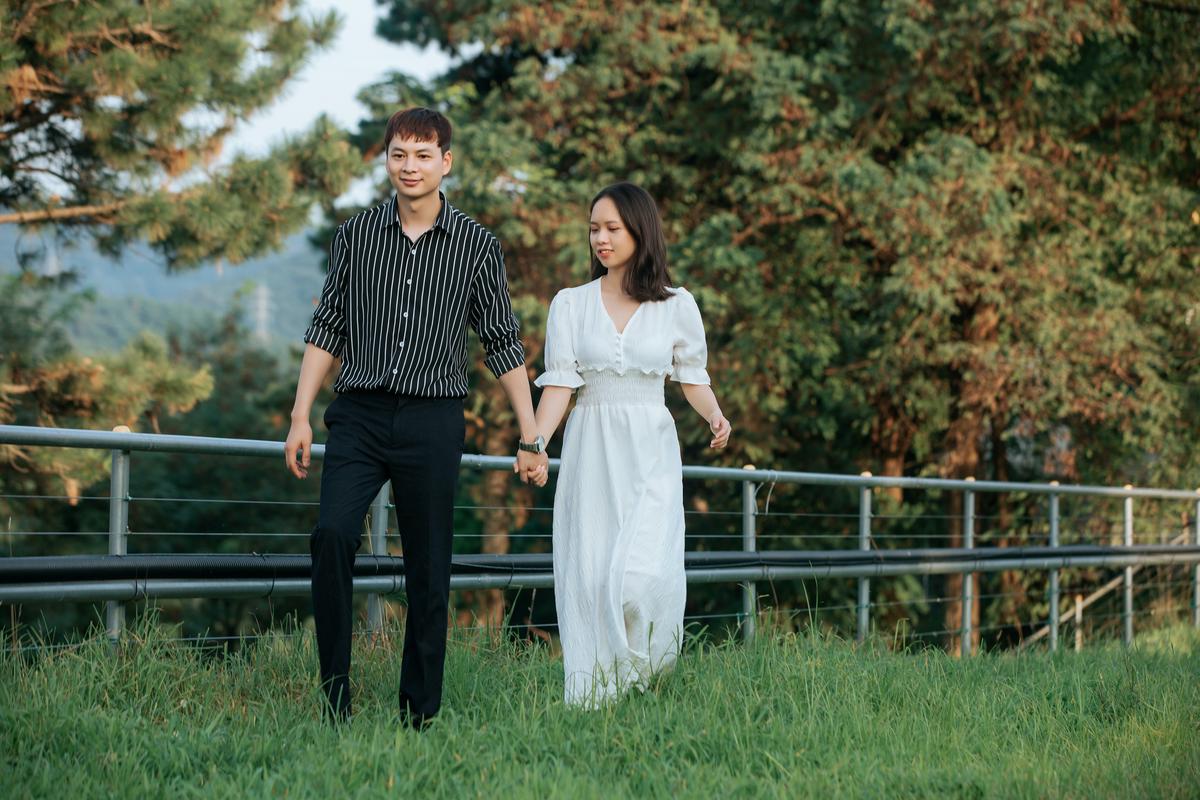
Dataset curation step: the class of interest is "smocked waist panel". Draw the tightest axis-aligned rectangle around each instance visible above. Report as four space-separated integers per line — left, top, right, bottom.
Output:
575 370 666 408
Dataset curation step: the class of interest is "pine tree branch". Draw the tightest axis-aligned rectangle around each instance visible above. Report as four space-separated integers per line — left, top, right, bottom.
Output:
0 202 125 224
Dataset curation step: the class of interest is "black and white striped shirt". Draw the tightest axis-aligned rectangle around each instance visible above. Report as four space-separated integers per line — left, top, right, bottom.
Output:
303 193 525 397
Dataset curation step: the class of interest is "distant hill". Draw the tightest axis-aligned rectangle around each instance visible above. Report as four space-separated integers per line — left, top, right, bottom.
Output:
1 226 328 358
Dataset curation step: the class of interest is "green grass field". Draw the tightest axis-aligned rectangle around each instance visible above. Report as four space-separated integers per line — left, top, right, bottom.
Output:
3 621 1198 799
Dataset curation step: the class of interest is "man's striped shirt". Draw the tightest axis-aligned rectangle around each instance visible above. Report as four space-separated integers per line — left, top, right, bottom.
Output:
303 193 525 397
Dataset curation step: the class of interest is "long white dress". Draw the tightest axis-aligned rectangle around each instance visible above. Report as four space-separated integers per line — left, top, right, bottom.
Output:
535 278 710 707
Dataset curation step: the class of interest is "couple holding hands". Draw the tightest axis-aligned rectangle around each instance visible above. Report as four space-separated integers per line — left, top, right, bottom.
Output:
283 107 731 726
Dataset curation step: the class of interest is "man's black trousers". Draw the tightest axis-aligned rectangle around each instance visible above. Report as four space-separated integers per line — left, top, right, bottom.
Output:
310 390 464 722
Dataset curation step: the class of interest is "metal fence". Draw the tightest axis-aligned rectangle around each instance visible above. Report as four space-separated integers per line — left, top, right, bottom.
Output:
2 424 1198 653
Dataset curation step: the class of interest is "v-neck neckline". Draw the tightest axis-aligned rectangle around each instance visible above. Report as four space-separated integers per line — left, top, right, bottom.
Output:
596 278 644 337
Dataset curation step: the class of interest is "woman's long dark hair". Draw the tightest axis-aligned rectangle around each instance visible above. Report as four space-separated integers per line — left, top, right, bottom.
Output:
589 182 674 302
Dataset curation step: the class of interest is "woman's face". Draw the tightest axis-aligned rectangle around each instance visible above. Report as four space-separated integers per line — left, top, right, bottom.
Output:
590 196 637 272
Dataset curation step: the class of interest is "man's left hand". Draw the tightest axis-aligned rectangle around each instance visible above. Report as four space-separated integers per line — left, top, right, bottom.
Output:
514 450 549 486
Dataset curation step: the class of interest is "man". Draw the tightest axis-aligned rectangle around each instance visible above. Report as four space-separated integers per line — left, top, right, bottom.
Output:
284 107 548 726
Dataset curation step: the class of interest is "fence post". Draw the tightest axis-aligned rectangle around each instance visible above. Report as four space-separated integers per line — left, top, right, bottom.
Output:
107 427 131 648
961 478 975 657
1074 594 1083 652
1123 486 1133 648
1048 483 1060 653
741 467 757 643
366 483 390 637
1193 493 1199 630
857 472 872 643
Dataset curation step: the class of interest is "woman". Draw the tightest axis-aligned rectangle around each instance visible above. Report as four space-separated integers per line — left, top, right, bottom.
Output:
528 182 732 707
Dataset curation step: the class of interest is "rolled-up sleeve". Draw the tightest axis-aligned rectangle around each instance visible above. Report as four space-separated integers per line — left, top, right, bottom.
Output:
671 288 711 385
303 226 350 358
469 240 526 377
535 290 585 389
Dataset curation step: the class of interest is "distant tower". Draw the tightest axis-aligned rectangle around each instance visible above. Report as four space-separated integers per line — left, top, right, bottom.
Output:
43 243 62 276
253 283 271 342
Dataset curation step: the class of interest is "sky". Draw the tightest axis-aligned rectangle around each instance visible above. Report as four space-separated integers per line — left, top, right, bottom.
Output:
225 1 451 158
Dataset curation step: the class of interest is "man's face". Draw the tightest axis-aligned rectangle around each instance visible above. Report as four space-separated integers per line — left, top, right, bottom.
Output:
385 136 452 200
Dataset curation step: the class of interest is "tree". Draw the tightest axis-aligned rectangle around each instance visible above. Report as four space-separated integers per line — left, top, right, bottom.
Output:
363 0 1200 644
0 271 213 501
1 1 367 533
1 0 366 267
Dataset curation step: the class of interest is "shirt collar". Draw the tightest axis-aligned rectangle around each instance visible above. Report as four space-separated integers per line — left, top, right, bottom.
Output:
385 191 453 233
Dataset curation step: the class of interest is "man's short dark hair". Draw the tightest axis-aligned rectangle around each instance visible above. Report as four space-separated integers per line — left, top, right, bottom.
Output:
382 107 452 152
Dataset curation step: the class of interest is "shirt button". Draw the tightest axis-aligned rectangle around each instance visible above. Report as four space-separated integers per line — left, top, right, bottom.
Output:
406 278 412 285
398 342 405 347
403 311 408 318
392 368 398 375
411 249 416 256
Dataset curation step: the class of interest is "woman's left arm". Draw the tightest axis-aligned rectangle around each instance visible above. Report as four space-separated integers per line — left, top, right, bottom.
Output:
680 383 731 450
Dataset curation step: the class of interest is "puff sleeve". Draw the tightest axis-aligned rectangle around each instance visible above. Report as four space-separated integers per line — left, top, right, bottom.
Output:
535 290 586 389
670 288 711 385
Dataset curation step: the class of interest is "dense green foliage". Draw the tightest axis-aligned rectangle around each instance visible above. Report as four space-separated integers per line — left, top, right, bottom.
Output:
3 623 1199 798
370 0 1200 485
359 0 1200 638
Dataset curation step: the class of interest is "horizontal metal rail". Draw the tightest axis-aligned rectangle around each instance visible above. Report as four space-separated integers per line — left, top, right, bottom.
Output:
3 424 1199 499
4 545 1199 583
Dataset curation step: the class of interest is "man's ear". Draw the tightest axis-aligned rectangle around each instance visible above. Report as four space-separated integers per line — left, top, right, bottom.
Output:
441 149 453 176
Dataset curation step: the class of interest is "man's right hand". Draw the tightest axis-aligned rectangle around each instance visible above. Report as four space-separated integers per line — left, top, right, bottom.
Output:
285 419 313 479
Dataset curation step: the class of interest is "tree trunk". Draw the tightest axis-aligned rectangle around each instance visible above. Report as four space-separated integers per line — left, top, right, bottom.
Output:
942 303 998 654
872 412 913 503
991 419 1027 641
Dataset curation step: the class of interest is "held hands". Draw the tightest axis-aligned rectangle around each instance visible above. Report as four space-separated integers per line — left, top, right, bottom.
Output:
513 449 549 487
708 412 732 449
284 419 313 479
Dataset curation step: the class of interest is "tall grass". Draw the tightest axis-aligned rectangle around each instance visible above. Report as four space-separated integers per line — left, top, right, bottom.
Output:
3 619 1198 799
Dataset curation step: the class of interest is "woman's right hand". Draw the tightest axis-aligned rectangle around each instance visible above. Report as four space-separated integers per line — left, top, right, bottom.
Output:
708 413 732 450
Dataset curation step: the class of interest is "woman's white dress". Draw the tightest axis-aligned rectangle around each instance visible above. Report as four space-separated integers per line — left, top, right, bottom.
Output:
535 278 710 707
